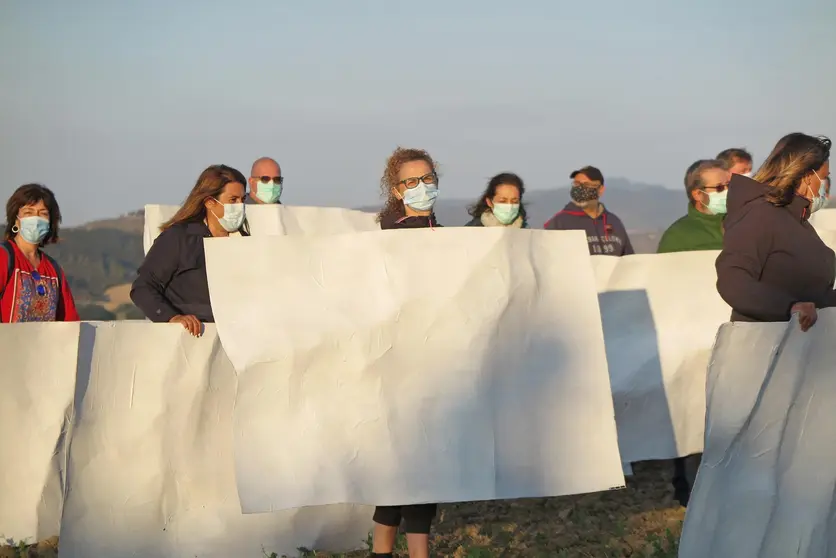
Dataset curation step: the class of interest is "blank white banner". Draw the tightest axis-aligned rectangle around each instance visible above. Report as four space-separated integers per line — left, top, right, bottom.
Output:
592 251 729 462
143 204 378 254
58 322 372 558
679 310 836 558
0 322 79 543
205 228 625 513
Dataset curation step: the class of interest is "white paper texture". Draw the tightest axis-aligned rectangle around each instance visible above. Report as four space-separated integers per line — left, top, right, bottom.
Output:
143 204 378 254
808 207 836 232
592 251 730 462
678 310 836 558
0 322 79 543
204 228 625 512
55 322 372 558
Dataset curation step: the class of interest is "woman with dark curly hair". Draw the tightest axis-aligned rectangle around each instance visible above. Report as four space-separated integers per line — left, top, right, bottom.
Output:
371 147 440 558
465 172 528 228
0 183 78 323
717 133 832 331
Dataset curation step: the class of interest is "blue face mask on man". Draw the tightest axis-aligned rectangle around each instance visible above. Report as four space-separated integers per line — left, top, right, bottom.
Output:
255 182 282 204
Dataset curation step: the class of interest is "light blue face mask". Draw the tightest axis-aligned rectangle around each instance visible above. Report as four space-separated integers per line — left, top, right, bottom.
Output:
703 190 728 215
492 203 520 225
402 183 438 212
18 216 50 244
255 182 282 204
810 171 829 214
210 199 245 232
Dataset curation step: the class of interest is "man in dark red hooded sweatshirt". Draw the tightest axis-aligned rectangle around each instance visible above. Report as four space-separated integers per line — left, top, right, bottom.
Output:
544 166 635 256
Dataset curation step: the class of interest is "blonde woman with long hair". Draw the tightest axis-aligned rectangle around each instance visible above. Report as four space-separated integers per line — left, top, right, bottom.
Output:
716 133 832 330
131 164 248 336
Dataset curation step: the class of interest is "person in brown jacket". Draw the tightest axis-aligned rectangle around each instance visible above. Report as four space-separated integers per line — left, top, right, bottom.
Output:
716 133 832 331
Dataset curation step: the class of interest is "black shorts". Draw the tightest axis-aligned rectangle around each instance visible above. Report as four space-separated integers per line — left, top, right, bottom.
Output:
372 504 438 534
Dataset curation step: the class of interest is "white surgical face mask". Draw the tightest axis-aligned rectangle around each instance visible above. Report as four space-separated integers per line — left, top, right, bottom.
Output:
742 171 753 178
402 183 438 212
18 216 50 244
809 171 829 214
210 199 245 232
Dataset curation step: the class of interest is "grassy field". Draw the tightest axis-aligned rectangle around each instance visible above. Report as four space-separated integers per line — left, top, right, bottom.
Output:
2 462 683 558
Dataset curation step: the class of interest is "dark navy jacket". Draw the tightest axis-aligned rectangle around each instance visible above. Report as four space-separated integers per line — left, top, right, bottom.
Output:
544 203 634 256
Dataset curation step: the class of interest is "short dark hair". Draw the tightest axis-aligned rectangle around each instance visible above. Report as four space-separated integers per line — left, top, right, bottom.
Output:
570 166 604 185
4 183 62 246
716 148 752 169
684 159 727 204
467 172 528 221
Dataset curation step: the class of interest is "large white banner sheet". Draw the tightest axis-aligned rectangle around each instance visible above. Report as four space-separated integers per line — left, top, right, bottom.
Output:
0 322 372 558
143 204 378 254
592 251 729 462
204 228 625 513
679 311 836 558
0 322 79 543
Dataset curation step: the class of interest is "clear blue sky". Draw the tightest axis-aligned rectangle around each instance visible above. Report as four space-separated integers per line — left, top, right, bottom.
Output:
1 0 833 225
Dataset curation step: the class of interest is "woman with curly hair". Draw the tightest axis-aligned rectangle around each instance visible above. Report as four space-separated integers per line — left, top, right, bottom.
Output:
371 147 440 558
376 147 442 231
465 172 528 228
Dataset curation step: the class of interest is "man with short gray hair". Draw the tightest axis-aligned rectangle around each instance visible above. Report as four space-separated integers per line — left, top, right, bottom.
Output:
656 159 730 253
657 158 730 507
247 157 283 204
716 147 753 177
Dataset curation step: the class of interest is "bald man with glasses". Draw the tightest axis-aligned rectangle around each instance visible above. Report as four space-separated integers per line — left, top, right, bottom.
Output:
247 157 284 204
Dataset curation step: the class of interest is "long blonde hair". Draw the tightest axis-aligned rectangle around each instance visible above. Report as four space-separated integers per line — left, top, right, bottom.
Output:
753 134 831 206
376 147 439 226
162 165 249 232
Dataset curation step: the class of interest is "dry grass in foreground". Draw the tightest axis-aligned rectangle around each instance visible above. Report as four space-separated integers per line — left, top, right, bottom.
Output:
2 462 684 558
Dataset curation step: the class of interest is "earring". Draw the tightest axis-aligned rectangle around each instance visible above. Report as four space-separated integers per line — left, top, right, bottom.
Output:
11 224 18 234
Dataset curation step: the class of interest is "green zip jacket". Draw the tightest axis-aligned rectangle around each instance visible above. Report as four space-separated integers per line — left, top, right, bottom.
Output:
657 204 724 253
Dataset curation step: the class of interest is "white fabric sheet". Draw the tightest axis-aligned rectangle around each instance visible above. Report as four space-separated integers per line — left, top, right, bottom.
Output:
57 322 372 558
807 207 836 232
143 204 378 254
204 228 625 513
592 251 730 462
0 322 79 543
679 310 836 558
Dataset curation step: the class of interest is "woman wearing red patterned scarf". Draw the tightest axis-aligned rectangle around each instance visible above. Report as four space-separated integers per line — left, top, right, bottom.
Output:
0 184 78 323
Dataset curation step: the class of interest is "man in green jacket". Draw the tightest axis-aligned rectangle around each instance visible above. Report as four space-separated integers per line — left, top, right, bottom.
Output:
659 158 730 507
657 159 730 253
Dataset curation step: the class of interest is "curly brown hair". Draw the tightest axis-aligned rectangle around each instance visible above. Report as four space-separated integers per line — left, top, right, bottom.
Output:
376 147 439 226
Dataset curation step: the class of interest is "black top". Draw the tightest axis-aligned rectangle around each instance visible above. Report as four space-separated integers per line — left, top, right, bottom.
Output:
131 221 222 323
716 174 836 322
380 215 441 230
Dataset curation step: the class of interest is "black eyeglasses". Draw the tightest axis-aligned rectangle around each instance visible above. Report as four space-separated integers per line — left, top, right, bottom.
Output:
399 172 438 189
705 182 729 193
30 270 46 296
253 176 283 185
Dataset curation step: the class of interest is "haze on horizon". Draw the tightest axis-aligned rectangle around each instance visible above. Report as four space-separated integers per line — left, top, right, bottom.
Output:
1 0 833 226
